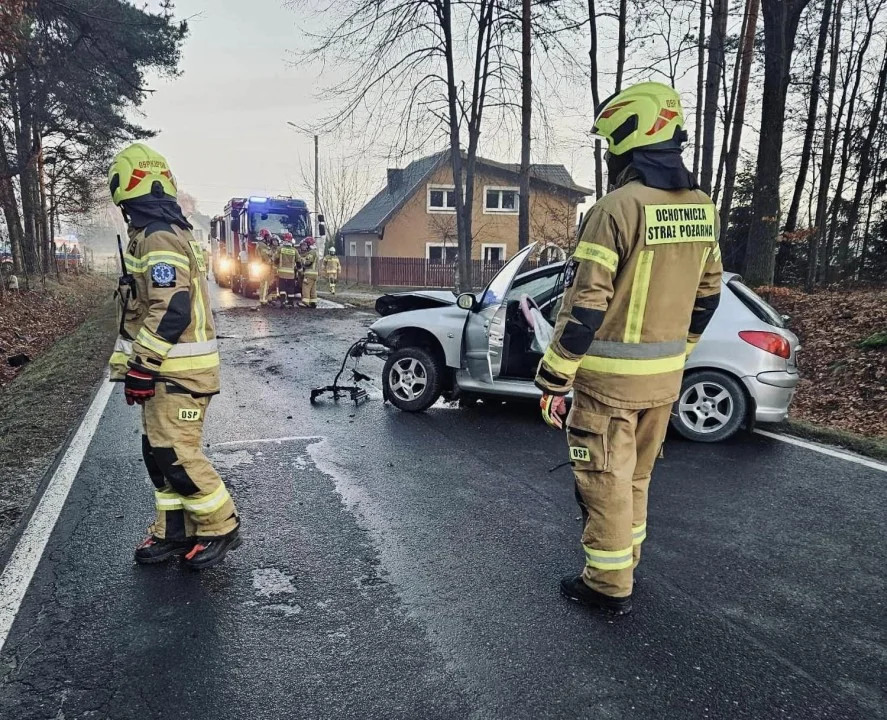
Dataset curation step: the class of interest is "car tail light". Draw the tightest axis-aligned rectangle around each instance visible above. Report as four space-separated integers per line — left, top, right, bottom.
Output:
738 330 791 359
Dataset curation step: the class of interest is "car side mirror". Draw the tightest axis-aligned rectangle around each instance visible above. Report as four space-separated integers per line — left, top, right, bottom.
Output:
781 314 791 325
456 293 476 311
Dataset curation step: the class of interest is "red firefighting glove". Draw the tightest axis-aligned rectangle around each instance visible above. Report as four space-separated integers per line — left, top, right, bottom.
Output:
540 394 567 430
124 369 156 406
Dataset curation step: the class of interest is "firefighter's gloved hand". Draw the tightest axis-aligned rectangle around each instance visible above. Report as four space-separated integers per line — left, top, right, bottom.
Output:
124 369 156 405
540 394 567 430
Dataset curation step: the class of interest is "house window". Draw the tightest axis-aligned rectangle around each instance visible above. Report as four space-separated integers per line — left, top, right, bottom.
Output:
426 243 459 264
540 244 567 265
427 184 457 213
482 244 507 263
484 187 519 214
349 241 357 256
365 241 373 257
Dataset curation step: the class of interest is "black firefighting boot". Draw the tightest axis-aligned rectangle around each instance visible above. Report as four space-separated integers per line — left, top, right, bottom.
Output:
134 536 192 565
183 529 243 570
560 575 633 616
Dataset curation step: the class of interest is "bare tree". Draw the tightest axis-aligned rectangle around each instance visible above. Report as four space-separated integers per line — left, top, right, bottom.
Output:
700 0 729 194
742 0 812 286
518 0 532 249
693 0 707 177
807 0 845 289
719 0 760 233
785 0 834 232
837 48 887 276
588 0 604 199
295 152 372 247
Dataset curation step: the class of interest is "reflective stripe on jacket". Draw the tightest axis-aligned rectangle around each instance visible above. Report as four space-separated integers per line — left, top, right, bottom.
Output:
278 246 297 278
111 224 220 395
300 249 319 276
535 180 723 409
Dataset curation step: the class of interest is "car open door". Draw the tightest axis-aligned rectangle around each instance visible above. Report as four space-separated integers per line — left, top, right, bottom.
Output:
462 243 536 384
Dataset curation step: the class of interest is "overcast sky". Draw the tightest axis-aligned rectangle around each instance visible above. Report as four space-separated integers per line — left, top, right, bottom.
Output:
136 0 607 219
138 0 333 214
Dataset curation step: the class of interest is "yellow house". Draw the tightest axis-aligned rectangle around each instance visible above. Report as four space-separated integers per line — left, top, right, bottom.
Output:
340 150 591 263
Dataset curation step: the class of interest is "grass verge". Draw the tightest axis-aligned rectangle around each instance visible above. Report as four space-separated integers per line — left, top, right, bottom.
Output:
0 296 117 550
770 419 887 463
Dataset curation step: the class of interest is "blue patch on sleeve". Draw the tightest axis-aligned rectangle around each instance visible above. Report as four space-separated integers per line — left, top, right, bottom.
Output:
151 263 177 288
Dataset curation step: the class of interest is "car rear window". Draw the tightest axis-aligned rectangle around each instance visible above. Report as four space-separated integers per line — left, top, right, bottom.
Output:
727 278 787 328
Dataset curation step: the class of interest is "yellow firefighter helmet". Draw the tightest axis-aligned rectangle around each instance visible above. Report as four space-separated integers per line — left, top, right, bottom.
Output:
592 82 686 156
108 143 178 206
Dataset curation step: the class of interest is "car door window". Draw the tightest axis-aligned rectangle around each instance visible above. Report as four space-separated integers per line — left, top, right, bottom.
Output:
505 270 561 304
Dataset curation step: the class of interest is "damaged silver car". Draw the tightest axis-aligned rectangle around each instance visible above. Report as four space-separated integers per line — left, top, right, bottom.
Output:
358 244 800 442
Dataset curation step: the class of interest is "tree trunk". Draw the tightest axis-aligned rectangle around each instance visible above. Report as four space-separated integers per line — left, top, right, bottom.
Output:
588 0 603 199
807 0 843 291
441 0 470 292
615 0 627 92
719 0 760 241
693 0 707 178
700 0 728 194
785 0 833 232
518 0 531 249
0 134 26 274
714 0 752 202
743 0 810 287
837 49 887 277
820 2 877 282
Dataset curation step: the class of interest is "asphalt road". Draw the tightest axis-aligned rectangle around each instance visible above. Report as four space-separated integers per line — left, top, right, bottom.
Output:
0 285 884 720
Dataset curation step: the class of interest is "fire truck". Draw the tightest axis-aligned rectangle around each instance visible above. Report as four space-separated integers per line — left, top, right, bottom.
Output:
209 196 323 296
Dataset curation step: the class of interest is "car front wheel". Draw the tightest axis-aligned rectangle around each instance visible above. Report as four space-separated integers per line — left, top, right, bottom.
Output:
671 370 747 442
383 347 443 412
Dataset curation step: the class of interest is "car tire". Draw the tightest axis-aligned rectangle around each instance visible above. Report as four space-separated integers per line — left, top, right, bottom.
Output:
383 347 442 412
671 370 747 443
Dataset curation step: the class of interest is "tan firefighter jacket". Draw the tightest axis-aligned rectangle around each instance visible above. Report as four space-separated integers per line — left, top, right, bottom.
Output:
278 244 297 278
323 255 341 276
535 179 723 409
110 223 220 395
300 248 319 276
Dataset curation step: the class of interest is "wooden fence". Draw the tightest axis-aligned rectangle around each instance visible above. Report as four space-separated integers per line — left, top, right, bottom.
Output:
340 257 513 289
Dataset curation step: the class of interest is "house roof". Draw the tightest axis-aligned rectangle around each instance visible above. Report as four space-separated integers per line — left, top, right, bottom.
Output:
340 150 592 235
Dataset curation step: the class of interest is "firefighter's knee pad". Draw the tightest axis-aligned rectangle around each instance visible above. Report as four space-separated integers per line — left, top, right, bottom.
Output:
153 446 201 496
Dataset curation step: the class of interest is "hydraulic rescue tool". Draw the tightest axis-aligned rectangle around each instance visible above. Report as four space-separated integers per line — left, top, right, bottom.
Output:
309 338 387 405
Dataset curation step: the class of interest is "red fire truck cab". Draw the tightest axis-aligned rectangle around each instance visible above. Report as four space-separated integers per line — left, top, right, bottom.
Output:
209 196 323 296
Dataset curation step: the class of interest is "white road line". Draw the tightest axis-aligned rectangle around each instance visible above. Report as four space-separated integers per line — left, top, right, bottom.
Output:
754 429 887 473
0 378 115 652
211 435 322 448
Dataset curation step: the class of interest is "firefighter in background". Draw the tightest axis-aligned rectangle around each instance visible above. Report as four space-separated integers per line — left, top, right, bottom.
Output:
299 237 319 308
277 232 298 307
107 142 241 569
269 234 281 303
255 229 274 307
535 82 722 615
322 246 341 295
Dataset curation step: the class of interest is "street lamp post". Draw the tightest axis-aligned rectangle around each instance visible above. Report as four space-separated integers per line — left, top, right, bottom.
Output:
286 122 320 237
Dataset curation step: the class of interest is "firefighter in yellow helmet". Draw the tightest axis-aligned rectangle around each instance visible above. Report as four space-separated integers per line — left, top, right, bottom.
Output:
108 142 241 569
299 236 319 308
536 82 722 615
322 246 341 295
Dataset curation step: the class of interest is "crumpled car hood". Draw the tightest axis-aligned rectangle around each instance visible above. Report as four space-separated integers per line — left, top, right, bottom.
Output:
375 291 457 317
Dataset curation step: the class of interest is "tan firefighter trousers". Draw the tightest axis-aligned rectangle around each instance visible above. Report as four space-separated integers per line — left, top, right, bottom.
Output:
141 383 239 540
566 392 671 597
302 274 317 306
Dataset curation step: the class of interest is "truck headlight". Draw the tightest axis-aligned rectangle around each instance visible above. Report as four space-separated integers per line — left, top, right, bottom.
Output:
249 262 264 278
219 257 232 272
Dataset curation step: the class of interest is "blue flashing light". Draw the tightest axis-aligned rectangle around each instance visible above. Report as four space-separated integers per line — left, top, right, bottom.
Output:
249 196 268 203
